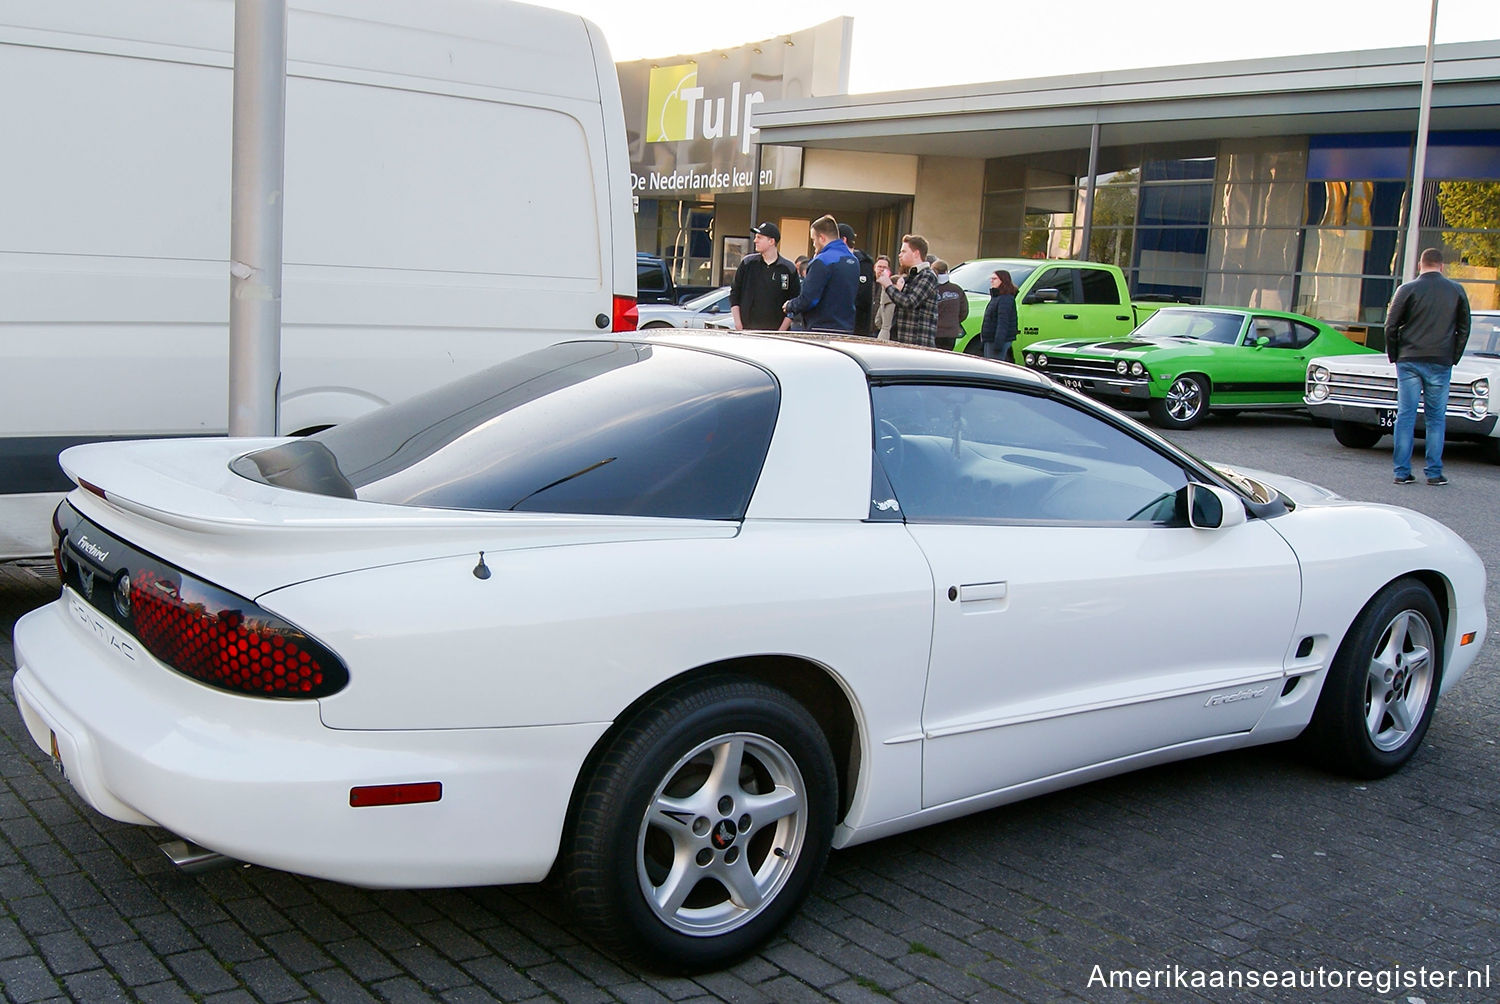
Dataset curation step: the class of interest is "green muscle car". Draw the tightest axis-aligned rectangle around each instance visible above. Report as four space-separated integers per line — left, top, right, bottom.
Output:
1021 306 1376 429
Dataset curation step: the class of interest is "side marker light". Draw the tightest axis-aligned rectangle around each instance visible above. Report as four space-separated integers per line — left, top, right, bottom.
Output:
349 782 443 807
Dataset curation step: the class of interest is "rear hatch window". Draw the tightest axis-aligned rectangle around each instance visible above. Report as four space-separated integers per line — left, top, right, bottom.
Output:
232 341 779 519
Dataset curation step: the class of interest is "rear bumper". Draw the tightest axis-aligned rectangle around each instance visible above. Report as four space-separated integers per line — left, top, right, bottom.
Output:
13 598 607 888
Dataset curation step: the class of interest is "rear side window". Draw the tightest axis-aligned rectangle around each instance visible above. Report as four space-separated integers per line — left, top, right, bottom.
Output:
637 261 668 293
1080 268 1122 305
233 342 779 519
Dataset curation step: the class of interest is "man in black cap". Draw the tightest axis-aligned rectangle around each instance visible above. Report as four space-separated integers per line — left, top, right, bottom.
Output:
730 222 800 331
839 223 877 336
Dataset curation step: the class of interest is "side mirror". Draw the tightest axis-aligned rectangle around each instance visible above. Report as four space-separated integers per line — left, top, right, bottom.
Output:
1253 335 1270 348
1187 483 1247 530
1024 288 1061 305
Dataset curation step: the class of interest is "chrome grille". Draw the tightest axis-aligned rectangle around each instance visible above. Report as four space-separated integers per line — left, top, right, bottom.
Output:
1316 372 1482 416
1034 357 1142 381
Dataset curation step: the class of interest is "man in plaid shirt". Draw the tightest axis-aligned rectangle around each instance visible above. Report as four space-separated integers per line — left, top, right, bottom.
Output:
876 234 940 347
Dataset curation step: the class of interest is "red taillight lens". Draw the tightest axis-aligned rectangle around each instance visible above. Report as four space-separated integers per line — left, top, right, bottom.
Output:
130 569 346 698
612 294 638 332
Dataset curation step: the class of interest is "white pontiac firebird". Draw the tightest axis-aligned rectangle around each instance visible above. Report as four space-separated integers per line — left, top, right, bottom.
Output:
13 332 1487 971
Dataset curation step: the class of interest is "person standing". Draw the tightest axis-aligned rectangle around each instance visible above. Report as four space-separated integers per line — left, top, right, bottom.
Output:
931 259 969 351
980 269 1019 361
1386 247 1472 486
839 223 877 336
873 255 895 340
782 215 860 333
730 222 800 331
876 234 940 347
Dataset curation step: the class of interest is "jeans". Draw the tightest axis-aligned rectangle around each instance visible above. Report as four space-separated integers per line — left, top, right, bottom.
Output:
983 338 1012 361
1392 360 1451 479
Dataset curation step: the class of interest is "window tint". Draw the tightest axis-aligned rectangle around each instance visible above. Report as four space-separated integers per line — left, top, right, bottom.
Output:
1249 317 1296 348
1080 268 1122 305
1290 321 1321 349
871 384 1188 524
233 342 779 519
637 261 668 293
1031 268 1078 303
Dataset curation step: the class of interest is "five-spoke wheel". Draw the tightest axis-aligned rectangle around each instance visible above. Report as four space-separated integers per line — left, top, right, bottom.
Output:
1302 578 1444 778
564 678 835 971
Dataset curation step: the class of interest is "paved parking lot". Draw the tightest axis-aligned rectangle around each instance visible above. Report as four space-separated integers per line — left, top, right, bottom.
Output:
1 414 1497 1003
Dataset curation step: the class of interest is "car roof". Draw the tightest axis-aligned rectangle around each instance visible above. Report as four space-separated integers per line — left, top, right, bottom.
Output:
634 330 1051 389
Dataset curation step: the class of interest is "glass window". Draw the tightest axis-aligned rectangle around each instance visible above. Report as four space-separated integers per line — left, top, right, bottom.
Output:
1247 317 1296 348
1139 185 1212 228
232 341 780 520
1203 272 1294 311
1080 268 1122 305
637 259 668 293
1467 313 1500 355
1031 268 1078 303
1208 228 1300 274
870 384 1189 524
1308 133 1411 181
983 191 1025 230
1134 309 1245 344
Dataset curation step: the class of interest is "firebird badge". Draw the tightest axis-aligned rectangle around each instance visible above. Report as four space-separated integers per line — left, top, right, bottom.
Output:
1205 686 1269 707
874 499 901 512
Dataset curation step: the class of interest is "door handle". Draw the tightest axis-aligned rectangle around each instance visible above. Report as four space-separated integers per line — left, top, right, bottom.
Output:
1115 315 1131 321
958 581 1007 603
1063 314 1079 320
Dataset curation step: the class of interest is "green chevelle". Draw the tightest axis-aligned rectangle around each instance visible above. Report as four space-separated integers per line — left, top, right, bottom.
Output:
1020 306 1376 429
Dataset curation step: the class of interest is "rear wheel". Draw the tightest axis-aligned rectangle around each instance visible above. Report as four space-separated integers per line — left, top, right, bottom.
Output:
1332 421 1383 449
1301 578 1443 778
563 678 836 972
1148 374 1209 429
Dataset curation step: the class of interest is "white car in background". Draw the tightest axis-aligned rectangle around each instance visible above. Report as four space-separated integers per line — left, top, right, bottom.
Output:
1307 310 1500 459
635 286 732 329
13 333 1487 971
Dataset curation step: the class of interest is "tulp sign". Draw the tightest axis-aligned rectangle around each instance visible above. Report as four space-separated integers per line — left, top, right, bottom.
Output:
618 18 851 196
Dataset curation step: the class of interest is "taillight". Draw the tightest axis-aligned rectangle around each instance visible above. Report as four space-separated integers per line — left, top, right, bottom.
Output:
129 568 346 698
612 294 638 332
56 503 348 700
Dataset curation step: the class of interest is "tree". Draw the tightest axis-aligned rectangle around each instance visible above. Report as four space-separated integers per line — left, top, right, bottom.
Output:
1436 181 1500 268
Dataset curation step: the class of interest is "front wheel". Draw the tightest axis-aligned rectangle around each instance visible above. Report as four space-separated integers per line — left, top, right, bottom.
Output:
1148 374 1209 429
563 678 836 972
1300 578 1443 778
1332 420 1384 449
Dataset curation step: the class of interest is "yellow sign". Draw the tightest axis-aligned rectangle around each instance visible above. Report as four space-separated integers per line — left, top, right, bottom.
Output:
646 64 698 143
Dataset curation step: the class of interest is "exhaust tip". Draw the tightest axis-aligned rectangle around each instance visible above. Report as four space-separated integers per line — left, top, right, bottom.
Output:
159 838 232 873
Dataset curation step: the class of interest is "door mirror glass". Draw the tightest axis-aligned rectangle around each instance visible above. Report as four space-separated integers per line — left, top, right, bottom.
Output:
1187 483 1247 530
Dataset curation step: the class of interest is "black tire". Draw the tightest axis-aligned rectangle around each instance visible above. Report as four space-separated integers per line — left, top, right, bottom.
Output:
1332 420 1383 449
1147 374 1209 429
1300 578 1443 779
563 677 836 972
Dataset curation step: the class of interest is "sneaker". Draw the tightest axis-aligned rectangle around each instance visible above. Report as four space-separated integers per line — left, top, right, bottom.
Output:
1427 475 1449 486
1394 474 1416 484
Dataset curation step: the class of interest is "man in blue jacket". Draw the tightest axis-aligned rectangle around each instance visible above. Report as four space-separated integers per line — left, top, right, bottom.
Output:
782 215 860 334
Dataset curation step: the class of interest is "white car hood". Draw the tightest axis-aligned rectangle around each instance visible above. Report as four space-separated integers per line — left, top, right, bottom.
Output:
60 438 736 598
1308 352 1500 383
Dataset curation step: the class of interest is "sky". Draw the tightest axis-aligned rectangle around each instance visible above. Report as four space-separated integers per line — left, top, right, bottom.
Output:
535 0 1498 94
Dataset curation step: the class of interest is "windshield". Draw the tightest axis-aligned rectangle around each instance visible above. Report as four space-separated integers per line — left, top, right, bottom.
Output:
682 287 730 312
950 260 1039 295
1132 309 1246 344
1465 313 1500 357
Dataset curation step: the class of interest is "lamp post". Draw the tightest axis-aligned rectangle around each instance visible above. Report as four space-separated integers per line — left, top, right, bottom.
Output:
1401 0 1439 283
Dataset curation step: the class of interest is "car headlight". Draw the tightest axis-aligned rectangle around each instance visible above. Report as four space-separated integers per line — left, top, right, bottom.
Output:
1116 360 1128 375
1473 397 1489 418
1024 352 1036 367
1310 365 1330 383
1473 378 1489 399
1037 354 1048 368
1129 361 1145 377
1309 383 1330 401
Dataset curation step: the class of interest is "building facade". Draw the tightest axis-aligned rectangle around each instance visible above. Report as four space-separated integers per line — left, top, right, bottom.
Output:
753 41 1500 345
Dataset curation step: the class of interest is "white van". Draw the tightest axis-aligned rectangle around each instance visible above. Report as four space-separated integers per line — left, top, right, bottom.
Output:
0 0 635 558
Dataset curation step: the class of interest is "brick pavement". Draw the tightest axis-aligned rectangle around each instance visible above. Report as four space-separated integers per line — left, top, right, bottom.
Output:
2 438 1499 1004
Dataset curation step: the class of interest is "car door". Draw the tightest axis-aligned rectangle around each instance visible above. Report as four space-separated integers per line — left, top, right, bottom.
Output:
1077 266 1136 339
1220 316 1315 405
869 381 1302 808
1020 267 1083 348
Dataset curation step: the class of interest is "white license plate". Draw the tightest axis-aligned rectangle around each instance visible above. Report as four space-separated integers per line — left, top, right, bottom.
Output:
1060 376 1086 391
1378 409 1397 429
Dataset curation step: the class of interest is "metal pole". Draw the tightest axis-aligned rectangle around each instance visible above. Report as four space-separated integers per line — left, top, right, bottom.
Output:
228 0 288 437
749 143 763 226
1401 0 1438 282
1080 121 1100 260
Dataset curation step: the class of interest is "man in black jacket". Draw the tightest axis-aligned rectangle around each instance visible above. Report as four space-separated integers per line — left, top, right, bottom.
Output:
839 223 877 336
730 222 800 331
1386 247 1472 486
